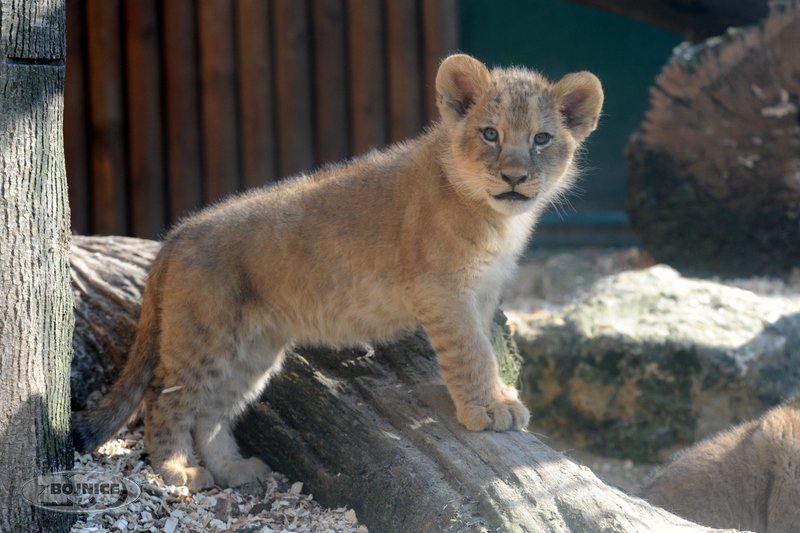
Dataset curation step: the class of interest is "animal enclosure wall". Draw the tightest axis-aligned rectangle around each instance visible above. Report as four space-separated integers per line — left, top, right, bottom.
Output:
65 0 457 238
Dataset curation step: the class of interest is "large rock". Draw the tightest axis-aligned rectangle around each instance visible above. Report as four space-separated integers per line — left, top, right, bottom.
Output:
513 265 800 462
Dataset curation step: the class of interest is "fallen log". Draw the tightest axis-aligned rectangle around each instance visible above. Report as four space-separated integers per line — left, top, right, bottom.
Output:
69 235 727 532
625 2 800 276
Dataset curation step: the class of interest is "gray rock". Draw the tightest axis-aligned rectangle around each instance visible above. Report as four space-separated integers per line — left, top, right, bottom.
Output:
513 265 800 462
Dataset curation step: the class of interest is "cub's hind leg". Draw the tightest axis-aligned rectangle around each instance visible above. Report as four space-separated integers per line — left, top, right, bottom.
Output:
142 297 239 490
193 416 271 488
144 386 214 490
193 331 285 487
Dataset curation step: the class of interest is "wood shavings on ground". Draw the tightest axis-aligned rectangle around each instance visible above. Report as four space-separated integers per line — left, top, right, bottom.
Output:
71 426 367 533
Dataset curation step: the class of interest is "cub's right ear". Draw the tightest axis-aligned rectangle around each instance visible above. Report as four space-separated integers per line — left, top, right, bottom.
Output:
436 54 491 123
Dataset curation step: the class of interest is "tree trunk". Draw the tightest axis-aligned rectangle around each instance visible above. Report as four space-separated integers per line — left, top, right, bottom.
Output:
564 0 768 42
625 2 800 277
69 236 730 532
0 1 72 532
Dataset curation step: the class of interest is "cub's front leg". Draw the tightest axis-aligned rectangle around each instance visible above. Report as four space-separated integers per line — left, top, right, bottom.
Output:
414 289 530 431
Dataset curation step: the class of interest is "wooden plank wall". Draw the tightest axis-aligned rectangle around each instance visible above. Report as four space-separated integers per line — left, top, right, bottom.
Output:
65 0 459 238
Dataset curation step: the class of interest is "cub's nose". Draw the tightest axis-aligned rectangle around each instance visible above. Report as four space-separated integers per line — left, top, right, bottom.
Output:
501 173 528 186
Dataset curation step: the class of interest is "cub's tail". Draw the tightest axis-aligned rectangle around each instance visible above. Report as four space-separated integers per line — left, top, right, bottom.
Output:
72 251 170 453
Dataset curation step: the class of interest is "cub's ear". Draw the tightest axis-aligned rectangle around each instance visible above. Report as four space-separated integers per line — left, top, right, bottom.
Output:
436 54 491 122
553 72 604 141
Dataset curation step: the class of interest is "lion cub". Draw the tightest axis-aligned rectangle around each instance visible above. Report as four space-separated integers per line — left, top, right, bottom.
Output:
641 396 800 533
74 54 603 490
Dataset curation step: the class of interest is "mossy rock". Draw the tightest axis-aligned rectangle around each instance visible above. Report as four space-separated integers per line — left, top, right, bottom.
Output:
514 265 800 462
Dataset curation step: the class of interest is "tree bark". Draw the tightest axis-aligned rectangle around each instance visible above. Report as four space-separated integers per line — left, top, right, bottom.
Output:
0 1 72 532
69 236 731 532
564 0 768 42
625 2 800 277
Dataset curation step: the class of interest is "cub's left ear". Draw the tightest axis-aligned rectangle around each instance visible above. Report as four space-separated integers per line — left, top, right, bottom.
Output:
553 72 604 141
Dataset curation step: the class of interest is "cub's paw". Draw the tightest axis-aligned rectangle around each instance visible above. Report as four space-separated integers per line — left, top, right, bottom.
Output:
457 396 530 432
161 465 215 491
214 457 271 488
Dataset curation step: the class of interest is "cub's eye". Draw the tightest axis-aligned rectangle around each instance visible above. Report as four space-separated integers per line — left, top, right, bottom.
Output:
481 127 499 143
533 132 552 146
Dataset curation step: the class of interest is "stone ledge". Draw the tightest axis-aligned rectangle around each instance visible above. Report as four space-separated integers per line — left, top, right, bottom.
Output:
511 265 800 462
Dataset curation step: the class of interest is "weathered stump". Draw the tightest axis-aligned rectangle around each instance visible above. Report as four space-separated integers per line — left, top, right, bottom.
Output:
625 2 800 276
70 235 728 532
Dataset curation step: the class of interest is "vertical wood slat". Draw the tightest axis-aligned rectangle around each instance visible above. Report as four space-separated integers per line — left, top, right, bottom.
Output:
85 0 127 235
346 0 386 155
64 0 89 234
125 0 165 239
422 0 459 123
273 0 314 177
198 0 240 203
386 0 423 142
66 0 461 236
237 0 276 188
311 0 349 165
162 0 202 221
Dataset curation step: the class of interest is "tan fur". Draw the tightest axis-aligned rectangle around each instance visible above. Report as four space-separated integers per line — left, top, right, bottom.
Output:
641 397 800 533
75 54 603 490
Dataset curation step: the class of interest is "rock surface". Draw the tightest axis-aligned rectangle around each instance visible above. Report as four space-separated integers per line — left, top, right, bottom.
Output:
512 265 800 462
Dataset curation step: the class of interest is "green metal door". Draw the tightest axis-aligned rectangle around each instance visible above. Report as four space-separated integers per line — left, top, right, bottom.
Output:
459 0 681 247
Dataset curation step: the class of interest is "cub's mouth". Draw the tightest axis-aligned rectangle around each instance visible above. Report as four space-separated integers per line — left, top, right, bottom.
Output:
494 191 531 202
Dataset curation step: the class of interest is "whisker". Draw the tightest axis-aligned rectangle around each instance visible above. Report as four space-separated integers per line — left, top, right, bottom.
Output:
546 186 579 221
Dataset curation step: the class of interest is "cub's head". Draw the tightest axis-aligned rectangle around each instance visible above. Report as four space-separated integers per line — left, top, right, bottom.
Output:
436 54 603 216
